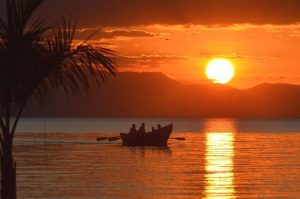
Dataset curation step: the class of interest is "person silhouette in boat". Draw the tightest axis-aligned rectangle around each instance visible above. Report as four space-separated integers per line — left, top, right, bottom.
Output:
138 123 146 134
129 124 136 134
151 127 156 133
157 124 162 130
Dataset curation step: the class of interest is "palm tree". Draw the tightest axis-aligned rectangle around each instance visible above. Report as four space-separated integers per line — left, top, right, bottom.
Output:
0 0 117 198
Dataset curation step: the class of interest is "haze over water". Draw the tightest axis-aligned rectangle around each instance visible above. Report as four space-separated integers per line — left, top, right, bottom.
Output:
14 118 300 198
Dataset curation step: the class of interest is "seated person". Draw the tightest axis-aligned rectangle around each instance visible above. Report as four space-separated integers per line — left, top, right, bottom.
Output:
129 124 136 134
157 124 162 130
138 123 146 134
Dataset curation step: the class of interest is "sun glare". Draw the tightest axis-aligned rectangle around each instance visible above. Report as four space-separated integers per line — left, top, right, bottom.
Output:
206 59 235 84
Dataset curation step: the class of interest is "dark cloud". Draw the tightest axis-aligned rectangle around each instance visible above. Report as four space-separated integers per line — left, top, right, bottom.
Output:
34 0 300 27
117 55 188 68
75 29 157 40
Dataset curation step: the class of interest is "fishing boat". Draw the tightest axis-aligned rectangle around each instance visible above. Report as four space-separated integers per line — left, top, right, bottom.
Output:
120 124 173 147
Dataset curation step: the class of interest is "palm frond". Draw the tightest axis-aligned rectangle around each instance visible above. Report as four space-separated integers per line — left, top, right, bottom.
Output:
24 17 49 42
0 18 7 38
6 0 45 31
0 0 118 116
40 18 116 95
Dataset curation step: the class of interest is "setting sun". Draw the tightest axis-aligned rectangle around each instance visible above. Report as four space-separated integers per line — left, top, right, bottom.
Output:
206 59 235 84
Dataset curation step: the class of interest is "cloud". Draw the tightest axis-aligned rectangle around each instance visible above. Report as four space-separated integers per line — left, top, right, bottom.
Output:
75 28 157 40
117 54 188 68
38 0 300 27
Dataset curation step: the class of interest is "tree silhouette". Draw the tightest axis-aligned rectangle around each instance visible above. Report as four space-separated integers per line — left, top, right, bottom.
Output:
0 0 117 198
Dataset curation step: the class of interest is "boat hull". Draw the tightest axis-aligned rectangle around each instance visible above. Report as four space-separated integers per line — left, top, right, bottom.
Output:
120 124 173 147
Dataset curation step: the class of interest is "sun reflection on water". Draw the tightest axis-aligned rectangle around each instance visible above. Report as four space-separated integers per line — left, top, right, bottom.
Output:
205 119 236 199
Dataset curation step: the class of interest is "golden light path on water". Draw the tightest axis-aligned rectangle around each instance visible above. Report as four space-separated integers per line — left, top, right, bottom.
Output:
204 119 236 199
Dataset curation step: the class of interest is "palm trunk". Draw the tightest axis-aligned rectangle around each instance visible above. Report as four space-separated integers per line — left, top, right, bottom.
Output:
1 135 16 199
1 95 16 199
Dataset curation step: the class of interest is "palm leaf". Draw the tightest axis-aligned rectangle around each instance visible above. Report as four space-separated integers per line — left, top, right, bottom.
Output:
39 18 117 97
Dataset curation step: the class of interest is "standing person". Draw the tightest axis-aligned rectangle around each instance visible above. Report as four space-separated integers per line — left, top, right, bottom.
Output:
138 123 146 134
129 124 136 134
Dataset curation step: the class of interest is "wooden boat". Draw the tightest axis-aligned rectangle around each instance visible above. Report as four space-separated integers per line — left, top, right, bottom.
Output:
120 124 173 147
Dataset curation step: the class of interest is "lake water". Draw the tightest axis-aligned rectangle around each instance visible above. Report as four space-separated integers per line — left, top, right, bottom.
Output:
14 118 300 198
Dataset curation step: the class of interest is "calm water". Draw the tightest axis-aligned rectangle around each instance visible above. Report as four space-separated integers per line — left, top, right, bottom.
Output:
14 118 300 199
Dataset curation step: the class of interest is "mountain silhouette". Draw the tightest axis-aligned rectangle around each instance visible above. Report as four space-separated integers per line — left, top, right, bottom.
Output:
24 72 300 118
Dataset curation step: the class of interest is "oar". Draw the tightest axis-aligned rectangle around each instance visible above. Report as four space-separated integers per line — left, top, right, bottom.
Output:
96 137 108 141
108 136 121 141
171 137 186 141
96 136 121 141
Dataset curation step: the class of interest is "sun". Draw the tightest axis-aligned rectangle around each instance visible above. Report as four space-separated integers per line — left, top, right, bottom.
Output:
206 59 234 84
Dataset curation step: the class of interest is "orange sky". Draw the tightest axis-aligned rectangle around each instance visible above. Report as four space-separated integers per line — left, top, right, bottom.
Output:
32 0 300 88
77 24 300 89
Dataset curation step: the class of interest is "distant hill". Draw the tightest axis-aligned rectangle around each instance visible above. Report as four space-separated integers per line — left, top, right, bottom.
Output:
23 72 300 118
